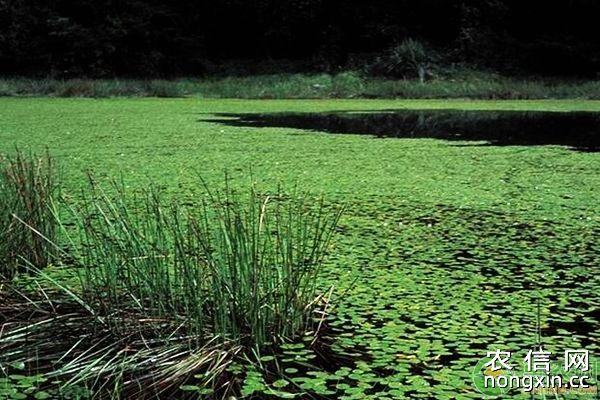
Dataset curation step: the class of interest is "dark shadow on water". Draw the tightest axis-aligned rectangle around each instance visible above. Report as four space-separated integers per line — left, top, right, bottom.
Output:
204 110 600 152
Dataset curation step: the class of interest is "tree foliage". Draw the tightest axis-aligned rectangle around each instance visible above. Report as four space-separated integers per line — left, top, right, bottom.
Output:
0 0 598 77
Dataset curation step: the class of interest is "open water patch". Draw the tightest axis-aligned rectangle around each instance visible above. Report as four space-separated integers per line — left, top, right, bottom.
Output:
206 110 600 152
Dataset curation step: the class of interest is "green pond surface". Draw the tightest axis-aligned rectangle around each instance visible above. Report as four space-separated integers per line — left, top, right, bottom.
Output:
0 98 599 399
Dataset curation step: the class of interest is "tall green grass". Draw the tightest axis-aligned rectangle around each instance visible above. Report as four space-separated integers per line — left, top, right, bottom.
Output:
0 150 59 279
2 73 600 99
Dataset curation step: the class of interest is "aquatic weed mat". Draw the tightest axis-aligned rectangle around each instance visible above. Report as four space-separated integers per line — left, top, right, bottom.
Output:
293 199 599 399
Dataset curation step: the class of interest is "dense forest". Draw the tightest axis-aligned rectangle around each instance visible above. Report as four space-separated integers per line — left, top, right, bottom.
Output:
1 0 599 78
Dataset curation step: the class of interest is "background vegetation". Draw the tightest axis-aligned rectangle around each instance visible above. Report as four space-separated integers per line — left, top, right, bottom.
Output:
1 0 599 79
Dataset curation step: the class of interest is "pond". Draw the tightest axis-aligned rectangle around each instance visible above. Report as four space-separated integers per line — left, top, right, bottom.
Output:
3 102 598 399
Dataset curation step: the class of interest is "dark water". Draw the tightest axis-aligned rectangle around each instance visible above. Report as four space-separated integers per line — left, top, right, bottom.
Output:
207 110 600 152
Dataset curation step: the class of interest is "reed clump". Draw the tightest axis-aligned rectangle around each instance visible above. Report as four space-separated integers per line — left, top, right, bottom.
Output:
66 178 341 346
0 149 58 279
1 171 342 397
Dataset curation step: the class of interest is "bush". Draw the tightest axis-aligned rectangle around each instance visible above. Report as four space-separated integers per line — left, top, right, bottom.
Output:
331 71 365 97
57 79 96 97
0 150 59 279
367 38 440 81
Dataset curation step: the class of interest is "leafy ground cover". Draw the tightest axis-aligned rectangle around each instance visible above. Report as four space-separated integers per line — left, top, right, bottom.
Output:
1 98 599 398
